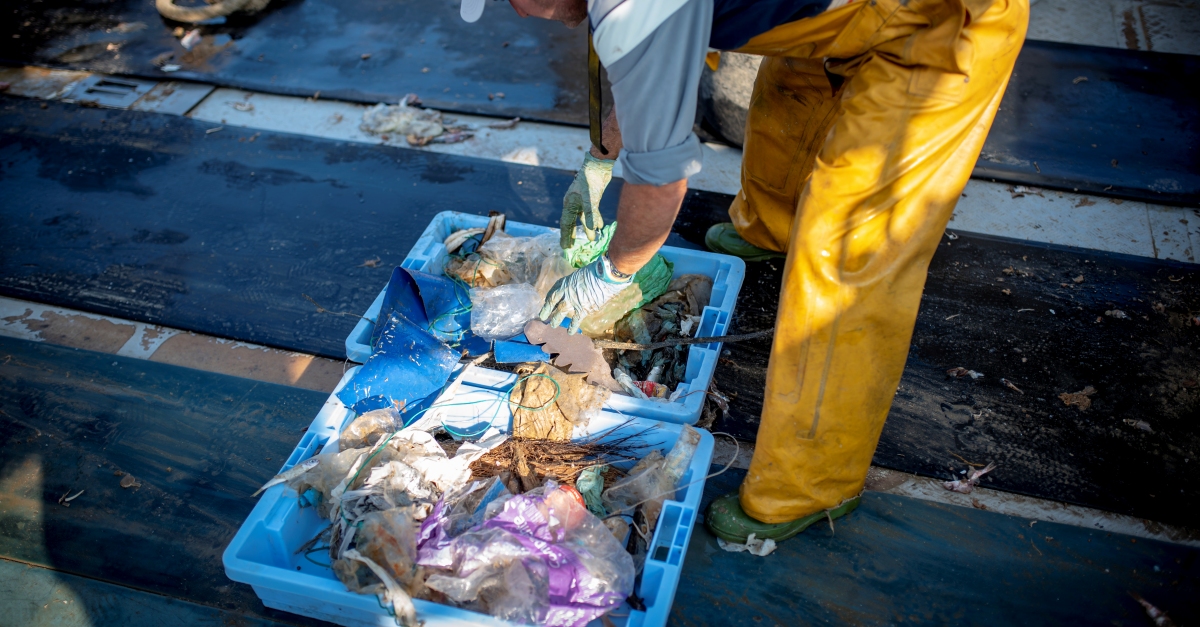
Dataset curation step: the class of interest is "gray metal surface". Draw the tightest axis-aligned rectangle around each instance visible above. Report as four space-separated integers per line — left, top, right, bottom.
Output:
129 81 216 115
63 75 157 109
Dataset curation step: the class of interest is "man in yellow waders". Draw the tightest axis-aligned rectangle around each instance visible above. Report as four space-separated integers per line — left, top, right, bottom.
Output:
460 0 1027 543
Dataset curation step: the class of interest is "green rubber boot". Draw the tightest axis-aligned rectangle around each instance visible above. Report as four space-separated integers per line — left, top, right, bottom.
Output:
705 492 861 544
704 223 786 262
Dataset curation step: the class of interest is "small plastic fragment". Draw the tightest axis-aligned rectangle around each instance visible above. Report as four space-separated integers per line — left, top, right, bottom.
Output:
575 465 607 517
942 462 996 494
717 533 777 557
493 339 551 363
180 29 201 49
663 425 701 484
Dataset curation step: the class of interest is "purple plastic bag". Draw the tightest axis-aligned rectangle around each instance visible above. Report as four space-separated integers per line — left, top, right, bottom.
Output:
418 484 634 627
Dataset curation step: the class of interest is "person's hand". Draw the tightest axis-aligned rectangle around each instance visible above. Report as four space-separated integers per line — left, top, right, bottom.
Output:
560 152 614 249
538 255 632 334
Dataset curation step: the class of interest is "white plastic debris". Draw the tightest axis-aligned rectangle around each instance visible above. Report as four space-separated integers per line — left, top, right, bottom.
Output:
360 101 444 140
469 283 542 341
942 462 996 494
180 29 202 50
717 533 777 557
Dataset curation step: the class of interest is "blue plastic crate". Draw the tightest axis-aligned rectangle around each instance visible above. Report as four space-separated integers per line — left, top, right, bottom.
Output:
224 366 715 627
345 211 746 424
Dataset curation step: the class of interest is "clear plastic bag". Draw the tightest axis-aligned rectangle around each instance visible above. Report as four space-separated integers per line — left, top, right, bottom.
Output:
447 231 573 297
663 424 701 485
357 507 426 596
469 283 542 341
288 447 370 518
340 407 403 451
601 450 673 532
419 484 635 627
476 232 559 286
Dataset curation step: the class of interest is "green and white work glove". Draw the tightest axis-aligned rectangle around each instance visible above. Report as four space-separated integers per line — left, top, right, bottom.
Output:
560 152 615 250
539 254 632 334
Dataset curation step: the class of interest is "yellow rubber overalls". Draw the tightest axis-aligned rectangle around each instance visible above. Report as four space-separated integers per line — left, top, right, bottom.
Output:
725 0 1029 523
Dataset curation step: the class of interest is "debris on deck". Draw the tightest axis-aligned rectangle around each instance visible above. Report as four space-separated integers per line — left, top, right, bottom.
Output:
278 404 700 626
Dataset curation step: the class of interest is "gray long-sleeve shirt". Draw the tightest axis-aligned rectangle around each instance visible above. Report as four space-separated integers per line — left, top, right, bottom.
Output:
590 0 835 185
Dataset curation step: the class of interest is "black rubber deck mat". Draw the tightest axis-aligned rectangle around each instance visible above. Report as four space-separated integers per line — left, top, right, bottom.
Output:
4 338 1194 627
977 40 1200 206
676 195 1200 528
3 4 1198 204
2 97 1197 526
1 558 298 627
0 0 591 125
673 466 1200 627
0 336 329 626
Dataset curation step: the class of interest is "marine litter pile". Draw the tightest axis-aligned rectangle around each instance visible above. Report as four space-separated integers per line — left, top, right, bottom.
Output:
286 398 701 626
446 216 715 401
296 214 711 624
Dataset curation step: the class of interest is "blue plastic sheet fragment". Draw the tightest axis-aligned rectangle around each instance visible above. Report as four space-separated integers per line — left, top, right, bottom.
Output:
372 266 489 354
339 311 458 417
410 271 471 342
494 339 550 364
371 267 427 347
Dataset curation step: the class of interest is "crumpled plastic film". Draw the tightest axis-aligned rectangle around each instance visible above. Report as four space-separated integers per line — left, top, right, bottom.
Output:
332 556 385 596
509 363 610 440
477 232 560 286
415 477 512 568
418 483 635 627
601 450 673 532
469 283 542 341
447 232 572 298
340 407 404 451
288 447 368 518
357 507 427 597
602 427 700 539
575 465 607 517
338 311 458 417
360 101 444 139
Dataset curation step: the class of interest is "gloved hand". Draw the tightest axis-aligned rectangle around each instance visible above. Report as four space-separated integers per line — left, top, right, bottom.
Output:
539 255 632 334
560 152 615 250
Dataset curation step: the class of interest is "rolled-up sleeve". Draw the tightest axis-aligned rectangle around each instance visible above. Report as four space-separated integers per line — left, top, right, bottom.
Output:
604 0 712 186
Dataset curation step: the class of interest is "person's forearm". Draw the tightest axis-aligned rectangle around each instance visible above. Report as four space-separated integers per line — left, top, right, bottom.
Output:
607 179 688 275
589 109 622 160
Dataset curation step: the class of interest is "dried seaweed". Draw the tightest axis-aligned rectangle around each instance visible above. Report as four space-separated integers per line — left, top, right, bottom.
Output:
468 427 651 488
